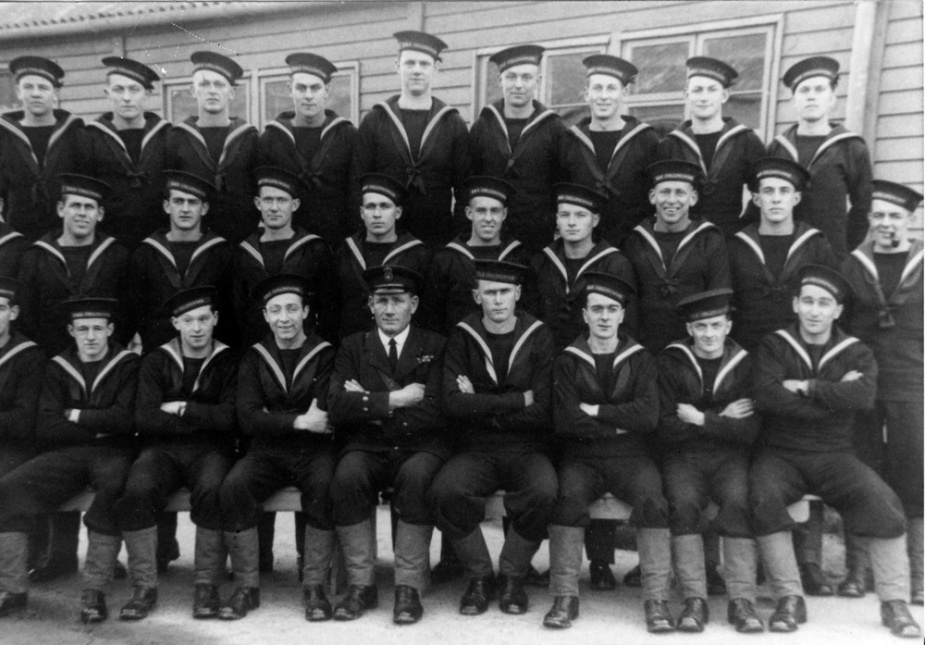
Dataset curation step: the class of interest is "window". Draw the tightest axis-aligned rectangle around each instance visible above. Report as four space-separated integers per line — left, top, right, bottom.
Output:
163 76 249 123
619 21 778 138
474 37 609 127
258 61 359 129
0 72 15 113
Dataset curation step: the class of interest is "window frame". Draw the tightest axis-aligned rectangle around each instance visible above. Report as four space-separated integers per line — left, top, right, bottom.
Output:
471 34 610 121
613 14 784 141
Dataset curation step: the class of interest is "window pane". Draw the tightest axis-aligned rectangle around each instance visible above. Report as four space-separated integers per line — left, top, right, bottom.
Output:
169 84 247 122
482 60 503 108
723 92 762 130
0 72 15 112
327 74 353 121
263 79 290 124
628 42 689 95
626 103 684 138
545 52 591 107
702 33 767 91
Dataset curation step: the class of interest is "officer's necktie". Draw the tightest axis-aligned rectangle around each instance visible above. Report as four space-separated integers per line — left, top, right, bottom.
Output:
388 338 398 373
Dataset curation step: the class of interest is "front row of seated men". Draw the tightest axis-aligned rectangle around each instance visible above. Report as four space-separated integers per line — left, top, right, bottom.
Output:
0 254 919 638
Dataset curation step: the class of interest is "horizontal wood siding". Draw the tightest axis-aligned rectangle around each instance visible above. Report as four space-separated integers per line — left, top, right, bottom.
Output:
876 1 923 228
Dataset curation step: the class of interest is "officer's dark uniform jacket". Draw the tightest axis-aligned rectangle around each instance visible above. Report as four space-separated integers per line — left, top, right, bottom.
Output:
86 112 171 249
0 330 44 456
532 238 638 351
558 115 659 246
767 124 872 259
0 109 87 240
468 100 565 252
236 332 334 450
842 239 923 403
622 218 730 352
333 231 431 339
655 337 758 453
753 324 877 453
37 342 140 449
443 311 553 454
421 235 534 335
130 230 232 350
329 326 448 458
259 110 359 244
0 222 29 276
135 338 238 450
658 117 764 235
166 116 259 244
553 333 658 460
18 233 130 354
354 95 470 247
729 221 837 350
233 228 337 345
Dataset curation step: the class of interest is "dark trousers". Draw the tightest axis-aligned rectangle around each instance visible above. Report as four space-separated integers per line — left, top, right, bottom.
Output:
221 445 335 531
879 400 924 518
332 448 444 527
0 442 136 536
116 442 234 532
430 450 557 542
662 448 752 537
750 448 906 538
552 454 668 529
0 447 34 479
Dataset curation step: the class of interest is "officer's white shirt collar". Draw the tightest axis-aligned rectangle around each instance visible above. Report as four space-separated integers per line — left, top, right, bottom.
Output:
378 325 411 358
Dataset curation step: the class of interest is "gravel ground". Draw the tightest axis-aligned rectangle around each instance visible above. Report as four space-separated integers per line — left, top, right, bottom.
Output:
2 509 921 645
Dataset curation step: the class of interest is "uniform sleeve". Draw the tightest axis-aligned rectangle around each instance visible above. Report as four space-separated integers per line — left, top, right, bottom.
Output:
553 354 634 440
384 335 446 438
0 350 44 441
342 125 362 238
806 343 877 412
738 132 767 226
134 353 184 435
701 356 761 446
450 113 472 233
183 354 239 433
654 353 702 444
845 139 873 252
705 233 732 289
442 329 526 420
468 117 487 177
753 336 861 419
16 249 40 338
594 351 659 434
353 112 378 178
493 328 554 433
419 252 450 334
306 239 339 343
74 359 139 433
327 337 392 424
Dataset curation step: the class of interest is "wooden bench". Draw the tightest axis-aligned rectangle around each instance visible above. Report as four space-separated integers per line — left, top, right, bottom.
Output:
61 487 813 522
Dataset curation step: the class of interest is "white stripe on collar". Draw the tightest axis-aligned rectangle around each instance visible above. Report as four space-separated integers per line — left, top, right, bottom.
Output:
456 321 498 385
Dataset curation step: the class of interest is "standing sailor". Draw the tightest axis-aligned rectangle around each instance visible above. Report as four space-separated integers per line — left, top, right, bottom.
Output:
0 56 87 240
259 53 359 244
468 45 564 253
87 56 169 251
166 52 258 244
354 31 470 247
658 57 764 237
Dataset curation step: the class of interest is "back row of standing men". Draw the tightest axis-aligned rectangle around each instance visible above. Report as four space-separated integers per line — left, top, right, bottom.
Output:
0 28 919 638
